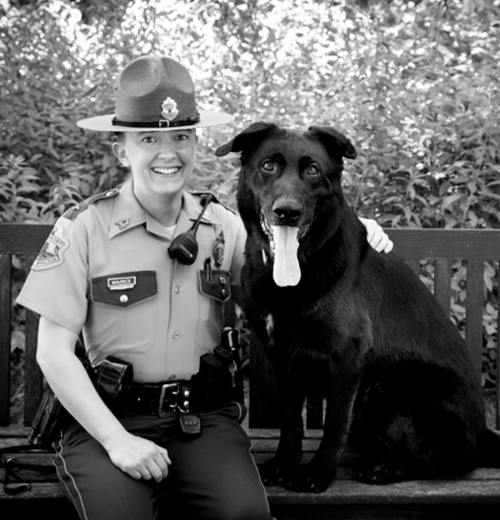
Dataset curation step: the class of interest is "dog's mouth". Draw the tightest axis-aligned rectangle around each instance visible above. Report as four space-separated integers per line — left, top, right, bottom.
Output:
260 211 305 287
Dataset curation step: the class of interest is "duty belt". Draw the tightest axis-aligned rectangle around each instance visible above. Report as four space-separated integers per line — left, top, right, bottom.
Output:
127 381 193 415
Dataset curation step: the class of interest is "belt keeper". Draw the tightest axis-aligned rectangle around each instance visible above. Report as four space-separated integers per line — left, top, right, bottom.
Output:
179 382 192 413
157 382 192 415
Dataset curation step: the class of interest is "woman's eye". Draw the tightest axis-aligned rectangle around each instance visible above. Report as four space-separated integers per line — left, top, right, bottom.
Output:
142 136 157 143
261 160 274 172
306 164 320 176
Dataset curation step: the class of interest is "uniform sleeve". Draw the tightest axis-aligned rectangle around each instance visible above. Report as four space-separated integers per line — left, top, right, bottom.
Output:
16 216 90 334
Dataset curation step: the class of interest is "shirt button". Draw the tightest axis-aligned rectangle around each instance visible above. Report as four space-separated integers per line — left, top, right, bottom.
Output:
174 285 181 294
172 331 180 339
119 295 129 304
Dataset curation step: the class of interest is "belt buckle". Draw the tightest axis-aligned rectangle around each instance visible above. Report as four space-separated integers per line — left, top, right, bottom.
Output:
158 383 179 415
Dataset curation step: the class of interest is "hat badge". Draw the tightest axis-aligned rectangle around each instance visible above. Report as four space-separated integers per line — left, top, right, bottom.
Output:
161 97 179 121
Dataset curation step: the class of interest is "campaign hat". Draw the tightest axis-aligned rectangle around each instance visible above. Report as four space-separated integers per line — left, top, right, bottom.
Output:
77 55 233 132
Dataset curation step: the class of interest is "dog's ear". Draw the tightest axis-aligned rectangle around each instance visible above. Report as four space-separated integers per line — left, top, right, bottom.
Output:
215 122 279 157
305 126 357 160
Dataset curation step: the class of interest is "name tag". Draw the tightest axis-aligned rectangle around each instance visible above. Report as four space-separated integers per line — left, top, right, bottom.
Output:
107 276 136 291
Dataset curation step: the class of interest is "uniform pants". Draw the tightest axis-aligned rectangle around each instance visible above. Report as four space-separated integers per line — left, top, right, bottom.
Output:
54 403 272 520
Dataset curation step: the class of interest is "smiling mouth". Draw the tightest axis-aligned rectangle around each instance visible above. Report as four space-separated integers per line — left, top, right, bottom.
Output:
152 167 181 176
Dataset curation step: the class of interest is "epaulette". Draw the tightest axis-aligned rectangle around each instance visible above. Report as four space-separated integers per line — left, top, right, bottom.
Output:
189 190 238 215
63 189 119 221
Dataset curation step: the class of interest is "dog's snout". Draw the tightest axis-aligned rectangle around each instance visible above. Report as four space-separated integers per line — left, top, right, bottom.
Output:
272 199 303 223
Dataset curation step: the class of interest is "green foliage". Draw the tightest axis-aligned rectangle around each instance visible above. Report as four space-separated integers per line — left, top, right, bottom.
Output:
1 0 500 393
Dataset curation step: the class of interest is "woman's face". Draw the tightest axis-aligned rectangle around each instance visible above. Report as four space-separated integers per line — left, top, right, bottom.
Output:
113 129 198 199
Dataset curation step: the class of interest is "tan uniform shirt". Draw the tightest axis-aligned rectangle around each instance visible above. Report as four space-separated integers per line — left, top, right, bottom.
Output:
17 179 246 382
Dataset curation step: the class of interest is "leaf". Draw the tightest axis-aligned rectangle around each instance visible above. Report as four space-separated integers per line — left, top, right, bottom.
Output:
441 193 463 212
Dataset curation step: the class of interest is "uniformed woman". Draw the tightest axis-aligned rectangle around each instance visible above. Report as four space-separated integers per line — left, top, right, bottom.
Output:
17 55 392 520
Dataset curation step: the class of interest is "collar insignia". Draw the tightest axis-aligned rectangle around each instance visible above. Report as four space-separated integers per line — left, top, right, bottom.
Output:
115 217 130 231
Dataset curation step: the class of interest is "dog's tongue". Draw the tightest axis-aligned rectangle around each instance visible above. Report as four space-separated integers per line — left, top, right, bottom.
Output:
271 225 301 287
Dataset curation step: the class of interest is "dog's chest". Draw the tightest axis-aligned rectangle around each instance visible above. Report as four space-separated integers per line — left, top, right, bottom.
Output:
254 306 336 353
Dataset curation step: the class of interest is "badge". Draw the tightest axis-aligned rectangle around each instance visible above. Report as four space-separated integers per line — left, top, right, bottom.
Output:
161 97 179 121
32 224 70 271
213 231 225 268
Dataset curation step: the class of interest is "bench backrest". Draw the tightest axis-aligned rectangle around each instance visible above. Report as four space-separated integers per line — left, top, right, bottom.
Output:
1 224 500 430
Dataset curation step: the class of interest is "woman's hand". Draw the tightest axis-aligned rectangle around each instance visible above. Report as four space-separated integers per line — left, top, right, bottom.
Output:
106 430 171 482
359 217 393 253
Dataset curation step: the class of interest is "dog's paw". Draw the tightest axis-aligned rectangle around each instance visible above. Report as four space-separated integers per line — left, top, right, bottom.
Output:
358 463 404 485
258 456 300 486
284 463 333 493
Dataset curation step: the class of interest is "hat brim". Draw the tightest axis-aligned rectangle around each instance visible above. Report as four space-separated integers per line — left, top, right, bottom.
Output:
76 109 234 132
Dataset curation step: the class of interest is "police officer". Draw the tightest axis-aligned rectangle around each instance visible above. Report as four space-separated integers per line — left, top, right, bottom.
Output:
17 55 392 520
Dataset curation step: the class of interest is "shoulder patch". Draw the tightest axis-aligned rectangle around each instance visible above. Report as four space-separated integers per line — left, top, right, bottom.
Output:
63 189 119 221
32 222 70 271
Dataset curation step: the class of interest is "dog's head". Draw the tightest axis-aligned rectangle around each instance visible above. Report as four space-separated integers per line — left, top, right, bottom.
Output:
215 122 357 287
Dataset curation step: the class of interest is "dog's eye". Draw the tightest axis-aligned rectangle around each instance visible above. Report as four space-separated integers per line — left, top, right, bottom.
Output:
261 160 274 172
306 164 320 176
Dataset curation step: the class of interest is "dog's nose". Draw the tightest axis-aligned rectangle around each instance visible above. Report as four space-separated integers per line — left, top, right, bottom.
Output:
272 200 303 223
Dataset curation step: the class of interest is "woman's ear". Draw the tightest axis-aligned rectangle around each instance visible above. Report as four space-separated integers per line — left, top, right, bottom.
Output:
112 141 129 166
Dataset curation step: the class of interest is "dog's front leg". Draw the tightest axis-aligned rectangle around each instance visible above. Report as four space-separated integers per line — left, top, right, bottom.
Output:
259 360 306 486
288 351 364 493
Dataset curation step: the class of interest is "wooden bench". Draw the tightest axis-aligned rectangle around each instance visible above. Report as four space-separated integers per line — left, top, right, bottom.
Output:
2 223 500 519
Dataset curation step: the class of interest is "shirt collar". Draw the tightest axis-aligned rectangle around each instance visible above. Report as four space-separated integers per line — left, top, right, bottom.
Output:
171 191 222 239
109 179 221 239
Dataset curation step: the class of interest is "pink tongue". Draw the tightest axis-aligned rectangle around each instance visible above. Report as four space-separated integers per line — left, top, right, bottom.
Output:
271 226 301 287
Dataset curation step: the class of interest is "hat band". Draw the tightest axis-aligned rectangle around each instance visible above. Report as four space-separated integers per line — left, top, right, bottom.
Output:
112 113 200 128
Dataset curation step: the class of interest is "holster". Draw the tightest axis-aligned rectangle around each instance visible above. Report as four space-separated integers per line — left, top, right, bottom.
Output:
28 354 133 448
191 328 244 412
27 389 68 447
96 355 134 410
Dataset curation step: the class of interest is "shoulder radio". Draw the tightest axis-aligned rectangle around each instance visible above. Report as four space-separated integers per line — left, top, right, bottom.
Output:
168 193 213 265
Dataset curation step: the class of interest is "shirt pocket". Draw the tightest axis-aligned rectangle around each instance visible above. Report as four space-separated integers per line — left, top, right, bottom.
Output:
196 270 231 349
91 271 158 307
197 270 231 303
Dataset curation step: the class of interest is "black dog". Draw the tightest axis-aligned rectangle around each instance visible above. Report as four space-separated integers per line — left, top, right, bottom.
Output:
215 122 500 493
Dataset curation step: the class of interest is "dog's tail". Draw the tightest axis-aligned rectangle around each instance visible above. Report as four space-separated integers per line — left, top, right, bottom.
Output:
477 429 500 467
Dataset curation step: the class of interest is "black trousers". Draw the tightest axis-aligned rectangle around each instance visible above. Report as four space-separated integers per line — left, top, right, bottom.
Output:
54 403 271 520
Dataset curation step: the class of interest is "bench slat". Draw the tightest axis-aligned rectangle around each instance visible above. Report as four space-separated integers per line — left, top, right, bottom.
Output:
405 259 420 276
0 254 12 426
388 229 500 260
306 395 323 429
249 331 279 428
24 310 42 425
434 259 452 315
465 260 485 383
0 224 52 254
497 299 500 430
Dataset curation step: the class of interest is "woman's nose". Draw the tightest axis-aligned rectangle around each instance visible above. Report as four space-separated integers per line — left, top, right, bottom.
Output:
157 139 176 159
